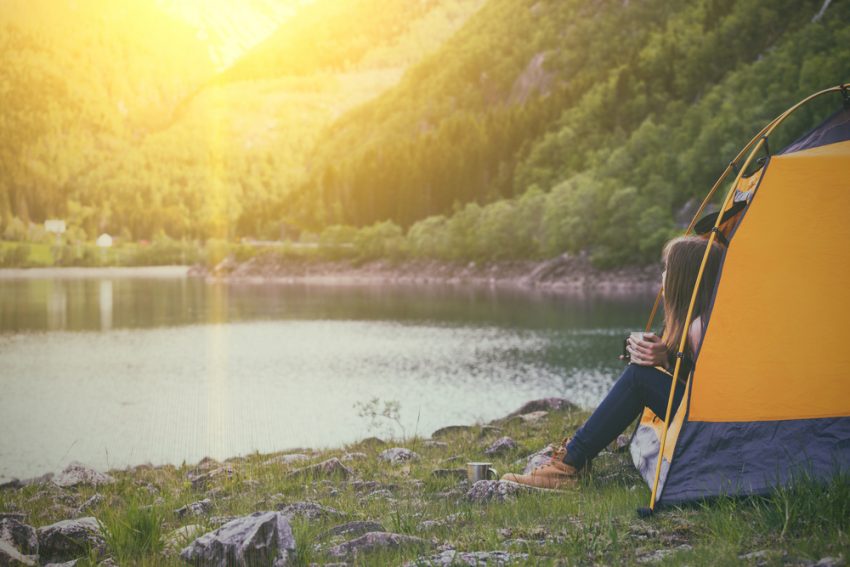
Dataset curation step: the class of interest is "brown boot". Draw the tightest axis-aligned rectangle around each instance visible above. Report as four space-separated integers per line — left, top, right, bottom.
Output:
500 439 585 490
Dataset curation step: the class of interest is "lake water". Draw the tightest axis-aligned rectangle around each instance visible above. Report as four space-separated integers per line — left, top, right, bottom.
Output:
0 271 654 482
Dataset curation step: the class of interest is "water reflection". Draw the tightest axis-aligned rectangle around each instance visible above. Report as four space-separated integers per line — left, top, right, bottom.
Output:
99 280 113 331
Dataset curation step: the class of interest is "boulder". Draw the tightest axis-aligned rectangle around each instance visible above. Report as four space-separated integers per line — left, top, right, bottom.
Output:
0 516 38 566
164 525 205 553
430 425 472 439
466 480 547 503
405 549 529 566
484 437 518 456
188 465 234 490
327 532 429 559
516 411 548 424
517 445 555 475
0 517 37 555
179 511 295 567
175 498 213 519
276 501 344 521
502 398 577 419
340 452 367 462
378 448 419 465
262 454 310 467
74 494 104 516
286 458 351 480
319 521 385 540
37 517 106 563
53 463 114 489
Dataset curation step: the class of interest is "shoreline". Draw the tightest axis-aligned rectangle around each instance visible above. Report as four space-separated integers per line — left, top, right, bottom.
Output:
194 253 663 296
0 265 191 279
0 255 663 296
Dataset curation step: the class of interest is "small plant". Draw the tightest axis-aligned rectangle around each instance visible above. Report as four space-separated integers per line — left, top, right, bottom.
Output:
99 501 164 563
354 397 405 440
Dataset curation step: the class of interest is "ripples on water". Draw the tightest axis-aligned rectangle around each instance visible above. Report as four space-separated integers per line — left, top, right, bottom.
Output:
0 276 654 480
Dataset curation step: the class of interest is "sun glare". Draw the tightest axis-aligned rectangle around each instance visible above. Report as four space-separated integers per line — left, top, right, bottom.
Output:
156 0 310 69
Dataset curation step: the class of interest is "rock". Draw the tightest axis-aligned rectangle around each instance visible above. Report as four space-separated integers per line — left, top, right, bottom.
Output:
74 494 104 516
466 480 548 503
179 511 296 567
0 513 27 522
517 445 555 475
356 437 386 448
614 433 631 452
502 398 577 419
0 479 22 491
405 549 529 566
378 448 419 465
175 498 213 518
431 469 466 481
738 549 770 562
1 474 55 491
53 463 114 489
319 521 385 540
44 561 78 567
814 558 845 567
327 532 429 559
362 489 394 501
164 525 205 554
195 457 221 471
417 513 461 531
37 517 106 563
0 517 37 555
422 440 448 449
276 501 344 521
484 437 518 456
636 544 693 563
517 410 548 424
287 458 351 480
0 539 38 567
97 558 118 567
340 452 367 462
188 465 234 490
478 425 503 438
262 454 310 466
431 425 472 438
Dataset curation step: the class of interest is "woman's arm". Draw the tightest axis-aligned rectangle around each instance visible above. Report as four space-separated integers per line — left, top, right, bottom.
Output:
627 316 703 368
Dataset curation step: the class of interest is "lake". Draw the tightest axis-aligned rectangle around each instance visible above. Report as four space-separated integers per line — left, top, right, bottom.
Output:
0 270 655 482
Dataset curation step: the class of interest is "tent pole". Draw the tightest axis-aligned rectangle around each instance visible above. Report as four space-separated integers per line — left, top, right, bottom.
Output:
643 84 845 513
647 136 766 511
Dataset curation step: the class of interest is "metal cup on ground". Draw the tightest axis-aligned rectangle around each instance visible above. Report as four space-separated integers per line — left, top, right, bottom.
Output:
466 462 497 483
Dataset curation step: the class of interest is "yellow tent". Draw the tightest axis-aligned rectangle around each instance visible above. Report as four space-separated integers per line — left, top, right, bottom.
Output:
630 84 850 512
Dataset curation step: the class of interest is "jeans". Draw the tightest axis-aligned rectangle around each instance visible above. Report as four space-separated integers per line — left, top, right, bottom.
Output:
564 364 685 469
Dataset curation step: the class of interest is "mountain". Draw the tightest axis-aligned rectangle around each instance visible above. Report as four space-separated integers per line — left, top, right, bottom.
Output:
286 0 850 266
0 0 215 225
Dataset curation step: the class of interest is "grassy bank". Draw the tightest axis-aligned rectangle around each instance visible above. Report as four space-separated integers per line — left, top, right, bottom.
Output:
1 405 846 566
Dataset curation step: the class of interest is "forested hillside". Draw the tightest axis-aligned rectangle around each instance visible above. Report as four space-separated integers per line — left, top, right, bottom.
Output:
0 0 483 243
289 0 850 266
1 0 848 268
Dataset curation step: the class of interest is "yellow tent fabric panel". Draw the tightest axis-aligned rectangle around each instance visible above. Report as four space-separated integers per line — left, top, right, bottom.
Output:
690 140 850 422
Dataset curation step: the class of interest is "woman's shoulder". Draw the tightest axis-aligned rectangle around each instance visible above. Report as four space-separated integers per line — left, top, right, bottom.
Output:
688 316 703 349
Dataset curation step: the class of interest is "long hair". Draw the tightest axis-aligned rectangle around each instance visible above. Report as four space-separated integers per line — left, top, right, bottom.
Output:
662 236 724 359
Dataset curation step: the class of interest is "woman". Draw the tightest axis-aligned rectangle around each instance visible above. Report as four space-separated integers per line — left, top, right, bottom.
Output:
502 236 724 489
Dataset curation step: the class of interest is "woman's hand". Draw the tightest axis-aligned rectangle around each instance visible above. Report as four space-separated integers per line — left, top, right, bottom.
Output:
626 332 669 368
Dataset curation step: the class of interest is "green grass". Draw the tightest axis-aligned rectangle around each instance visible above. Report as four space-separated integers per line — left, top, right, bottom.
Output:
1 409 847 565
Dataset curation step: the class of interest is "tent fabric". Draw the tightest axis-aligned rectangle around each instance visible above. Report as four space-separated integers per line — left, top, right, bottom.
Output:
779 106 850 154
690 140 850 422
630 99 850 507
660 417 850 505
